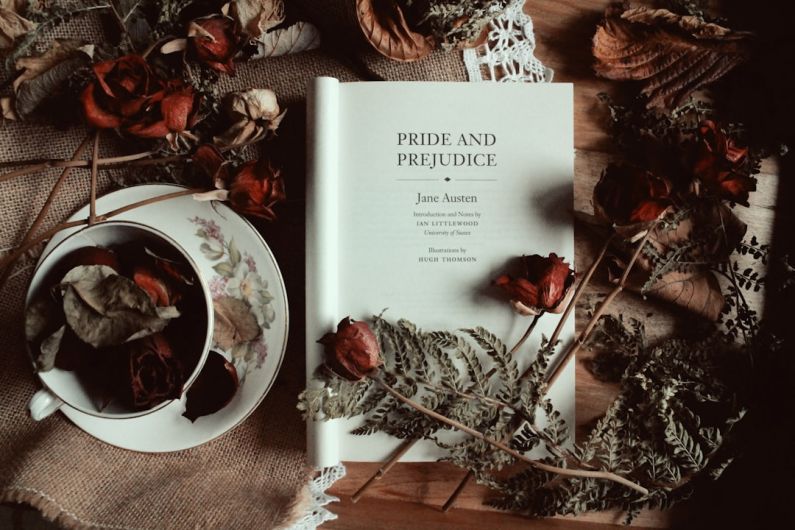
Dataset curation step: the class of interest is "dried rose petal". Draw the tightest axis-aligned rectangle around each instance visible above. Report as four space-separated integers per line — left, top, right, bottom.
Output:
318 317 382 381
183 350 239 422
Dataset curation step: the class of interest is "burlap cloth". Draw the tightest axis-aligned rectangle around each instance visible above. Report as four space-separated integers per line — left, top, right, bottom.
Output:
0 2 466 529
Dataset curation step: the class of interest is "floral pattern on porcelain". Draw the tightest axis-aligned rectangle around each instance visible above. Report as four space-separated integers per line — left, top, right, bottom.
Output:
190 216 275 378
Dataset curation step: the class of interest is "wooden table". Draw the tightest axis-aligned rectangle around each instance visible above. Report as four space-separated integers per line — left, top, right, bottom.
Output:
326 1 781 528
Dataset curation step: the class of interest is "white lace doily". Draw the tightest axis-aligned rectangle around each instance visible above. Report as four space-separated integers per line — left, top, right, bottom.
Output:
284 464 346 530
463 0 554 83
294 4 551 528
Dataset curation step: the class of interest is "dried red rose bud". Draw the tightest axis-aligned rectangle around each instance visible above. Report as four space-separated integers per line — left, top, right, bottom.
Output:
123 333 184 410
318 317 382 381
494 253 575 315
81 55 164 129
227 158 286 220
690 120 755 205
594 163 673 228
183 350 239 422
125 80 201 142
188 16 244 75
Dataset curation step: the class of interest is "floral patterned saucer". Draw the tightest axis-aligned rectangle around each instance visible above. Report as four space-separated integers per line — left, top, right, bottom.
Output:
38 184 289 452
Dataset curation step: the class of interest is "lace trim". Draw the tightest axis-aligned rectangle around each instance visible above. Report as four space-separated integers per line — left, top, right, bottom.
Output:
463 0 554 83
284 464 346 530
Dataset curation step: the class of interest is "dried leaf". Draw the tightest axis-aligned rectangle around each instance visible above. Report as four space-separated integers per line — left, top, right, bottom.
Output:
251 21 320 60
25 295 60 344
38 325 66 372
356 0 435 62
593 4 752 109
0 0 35 50
213 296 260 350
614 257 724 321
608 256 724 321
60 265 180 348
640 204 747 270
13 39 94 118
226 0 285 39
183 350 239 422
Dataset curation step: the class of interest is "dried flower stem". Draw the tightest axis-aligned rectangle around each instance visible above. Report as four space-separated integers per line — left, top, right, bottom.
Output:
350 438 414 503
545 226 658 389
0 189 200 277
89 132 100 225
352 314 543 502
0 136 91 291
442 235 618 511
0 138 261 183
371 375 648 495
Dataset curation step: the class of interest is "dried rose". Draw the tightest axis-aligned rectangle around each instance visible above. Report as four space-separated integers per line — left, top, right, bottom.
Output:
81 55 164 130
318 317 382 381
690 120 755 206
494 254 574 316
594 163 673 234
227 158 286 220
188 15 244 75
125 80 202 148
214 88 286 146
123 333 184 410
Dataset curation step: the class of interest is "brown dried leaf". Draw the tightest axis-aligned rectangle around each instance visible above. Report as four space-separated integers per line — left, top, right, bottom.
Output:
60 265 179 348
593 3 752 109
0 0 36 50
13 39 94 118
639 203 747 271
356 0 435 62
608 257 724 321
252 21 320 59
226 0 285 39
213 296 260 350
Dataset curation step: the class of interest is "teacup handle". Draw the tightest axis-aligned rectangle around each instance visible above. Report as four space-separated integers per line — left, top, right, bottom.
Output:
28 389 64 421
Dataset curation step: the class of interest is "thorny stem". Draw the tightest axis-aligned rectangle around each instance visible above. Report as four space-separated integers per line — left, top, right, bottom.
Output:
352 312 544 503
371 375 649 495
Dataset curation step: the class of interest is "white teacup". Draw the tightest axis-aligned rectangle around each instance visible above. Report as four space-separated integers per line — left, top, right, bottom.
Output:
25 220 214 420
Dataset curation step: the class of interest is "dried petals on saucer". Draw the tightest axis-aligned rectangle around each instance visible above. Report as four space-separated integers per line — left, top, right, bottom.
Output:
183 350 239 422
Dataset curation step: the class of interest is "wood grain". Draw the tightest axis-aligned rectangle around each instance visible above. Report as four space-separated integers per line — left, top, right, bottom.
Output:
327 0 780 528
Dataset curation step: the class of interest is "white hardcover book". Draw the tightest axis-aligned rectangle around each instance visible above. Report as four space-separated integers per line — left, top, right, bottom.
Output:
306 77 575 467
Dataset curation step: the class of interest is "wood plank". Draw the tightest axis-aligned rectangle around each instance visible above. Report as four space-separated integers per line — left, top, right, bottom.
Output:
327 0 780 528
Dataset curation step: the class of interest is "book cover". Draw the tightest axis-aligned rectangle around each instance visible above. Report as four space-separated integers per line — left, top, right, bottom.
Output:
306 77 574 467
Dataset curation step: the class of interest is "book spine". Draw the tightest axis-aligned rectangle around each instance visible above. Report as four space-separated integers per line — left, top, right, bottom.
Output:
306 77 341 468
